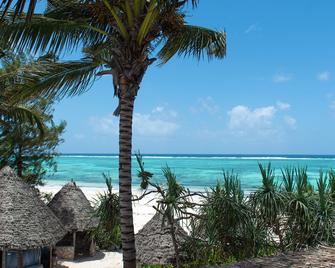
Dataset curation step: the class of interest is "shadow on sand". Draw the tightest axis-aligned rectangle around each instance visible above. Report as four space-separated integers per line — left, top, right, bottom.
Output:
71 251 106 263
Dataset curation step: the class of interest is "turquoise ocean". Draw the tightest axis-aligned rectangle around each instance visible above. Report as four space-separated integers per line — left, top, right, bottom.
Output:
47 154 335 192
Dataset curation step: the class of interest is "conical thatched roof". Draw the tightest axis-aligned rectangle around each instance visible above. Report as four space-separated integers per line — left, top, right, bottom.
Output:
48 181 99 232
0 166 66 250
135 213 187 265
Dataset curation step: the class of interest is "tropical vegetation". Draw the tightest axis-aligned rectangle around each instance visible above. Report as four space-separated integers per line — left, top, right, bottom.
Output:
0 51 65 186
0 50 46 133
92 172 121 249
0 1 226 266
183 164 335 267
130 161 335 267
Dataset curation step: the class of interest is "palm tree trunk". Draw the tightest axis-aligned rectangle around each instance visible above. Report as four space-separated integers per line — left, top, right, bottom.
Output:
119 88 136 268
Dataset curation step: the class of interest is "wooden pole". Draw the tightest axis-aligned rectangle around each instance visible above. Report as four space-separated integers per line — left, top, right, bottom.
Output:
1 249 6 268
49 246 53 268
73 232 76 259
17 251 23 268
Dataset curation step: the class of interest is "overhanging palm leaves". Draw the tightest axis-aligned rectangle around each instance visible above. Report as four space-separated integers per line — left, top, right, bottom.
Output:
1 13 109 54
23 58 103 99
0 103 44 131
0 0 227 114
0 52 45 132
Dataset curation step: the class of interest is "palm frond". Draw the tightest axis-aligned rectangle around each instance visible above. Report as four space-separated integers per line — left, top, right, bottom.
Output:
137 0 158 44
158 24 226 64
0 104 45 134
20 58 103 101
0 13 108 54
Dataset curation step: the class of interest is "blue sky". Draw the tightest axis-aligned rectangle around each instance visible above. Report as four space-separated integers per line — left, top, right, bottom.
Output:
52 0 335 154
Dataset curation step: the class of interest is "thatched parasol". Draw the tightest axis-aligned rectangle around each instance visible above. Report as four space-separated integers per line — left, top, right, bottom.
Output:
135 213 187 265
0 166 66 250
48 182 98 232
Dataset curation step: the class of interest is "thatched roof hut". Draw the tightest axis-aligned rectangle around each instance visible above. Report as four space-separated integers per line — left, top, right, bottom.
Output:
48 182 98 232
48 182 99 260
135 213 187 265
0 166 66 268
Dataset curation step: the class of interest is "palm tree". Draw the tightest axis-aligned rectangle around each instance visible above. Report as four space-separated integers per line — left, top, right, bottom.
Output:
0 2 226 266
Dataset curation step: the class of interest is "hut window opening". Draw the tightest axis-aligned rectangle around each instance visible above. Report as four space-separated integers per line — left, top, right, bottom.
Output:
75 232 91 258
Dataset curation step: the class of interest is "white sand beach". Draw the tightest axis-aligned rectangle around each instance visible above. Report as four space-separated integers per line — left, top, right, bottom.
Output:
40 185 157 268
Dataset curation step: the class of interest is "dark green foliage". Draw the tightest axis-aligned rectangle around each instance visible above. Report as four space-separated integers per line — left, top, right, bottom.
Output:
0 50 46 134
183 164 335 267
328 169 335 201
186 170 271 266
0 53 65 186
313 172 335 243
251 163 285 225
92 173 121 249
250 163 285 250
0 101 65 186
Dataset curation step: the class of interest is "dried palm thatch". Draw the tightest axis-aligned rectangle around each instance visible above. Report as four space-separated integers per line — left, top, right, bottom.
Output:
0 166 66 250
135 213 187 265
48 181 98 232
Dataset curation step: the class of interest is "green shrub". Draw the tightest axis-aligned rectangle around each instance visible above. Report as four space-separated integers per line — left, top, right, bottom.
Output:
182 164 335 266
91 173 121 249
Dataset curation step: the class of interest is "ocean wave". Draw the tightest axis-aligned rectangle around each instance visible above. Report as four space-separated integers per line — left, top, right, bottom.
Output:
61 155 119 159
59 155 335 161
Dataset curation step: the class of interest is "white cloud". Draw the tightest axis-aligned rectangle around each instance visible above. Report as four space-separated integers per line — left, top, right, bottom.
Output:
90 114 119 135
89 106 179 137
228 105 277 135
273 73 292 83
190 96 220 114
284 116 297 129
227 103 297 138
133 113 178 136
317 71 330 81
276 101 291 110
245 24 261 34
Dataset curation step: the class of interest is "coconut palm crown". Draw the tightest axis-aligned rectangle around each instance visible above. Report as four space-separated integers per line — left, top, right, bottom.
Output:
0 1 226 267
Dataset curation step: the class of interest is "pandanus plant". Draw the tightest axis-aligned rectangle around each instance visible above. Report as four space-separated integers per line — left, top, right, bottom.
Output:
0 1 226 266
251 163 285 250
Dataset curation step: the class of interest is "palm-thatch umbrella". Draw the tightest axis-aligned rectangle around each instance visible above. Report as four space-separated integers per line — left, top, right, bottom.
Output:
135 213 187 266
48 181 99 260
0 166 66 268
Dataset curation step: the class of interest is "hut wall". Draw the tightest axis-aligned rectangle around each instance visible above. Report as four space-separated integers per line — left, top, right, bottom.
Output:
54 247 74 261
23 248 41 267
55 233 75 260
6 251 18 268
